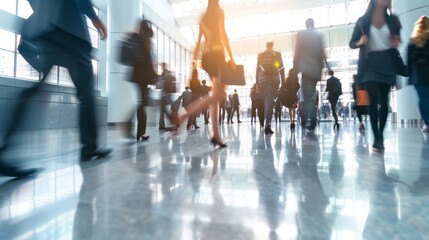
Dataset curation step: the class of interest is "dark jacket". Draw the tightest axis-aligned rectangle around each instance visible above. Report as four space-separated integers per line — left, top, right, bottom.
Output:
131 33 155 85
232 93 240 108
294 30 328 79
256 50 285 83
23 0 98 43
326 76 342 99
407 40 429 85
349 13 401 84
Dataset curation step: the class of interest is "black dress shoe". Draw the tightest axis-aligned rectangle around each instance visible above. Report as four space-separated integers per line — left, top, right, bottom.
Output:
265 126 274 135
137 135 149 141
0 165 41 178
81 147 113 162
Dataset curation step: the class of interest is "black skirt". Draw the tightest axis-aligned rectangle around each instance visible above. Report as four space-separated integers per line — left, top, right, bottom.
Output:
202 50 225 78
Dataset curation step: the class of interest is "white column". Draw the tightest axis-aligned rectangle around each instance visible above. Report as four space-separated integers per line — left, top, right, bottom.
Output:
106 0 142 123
393 0 429 124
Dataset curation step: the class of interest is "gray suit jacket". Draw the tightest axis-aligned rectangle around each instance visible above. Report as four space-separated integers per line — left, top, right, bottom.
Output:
22 0 99 43
293 29 328 79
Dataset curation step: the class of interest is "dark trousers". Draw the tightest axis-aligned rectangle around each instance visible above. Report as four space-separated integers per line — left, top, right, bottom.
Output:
219 106 226 124
251 99 264 126
159 94 171 128
230 106 240 123
136 84 148 137
366 82 391 143
274 107 282 123
203 108 209 123
415 85 429 125
2 30 98 154
259 80 279 126
301 76 318 128
329 96 339 124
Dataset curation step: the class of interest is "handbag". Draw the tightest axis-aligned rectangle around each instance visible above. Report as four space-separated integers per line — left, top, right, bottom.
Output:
393 49 409 77
219 62 246 86
118 33 145 66
356 86 369 106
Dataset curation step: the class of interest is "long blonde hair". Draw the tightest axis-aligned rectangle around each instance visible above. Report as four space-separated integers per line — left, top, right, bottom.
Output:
411 16 429 47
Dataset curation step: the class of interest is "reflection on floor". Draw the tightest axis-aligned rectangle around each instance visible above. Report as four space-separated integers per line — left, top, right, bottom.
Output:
0 121 429 240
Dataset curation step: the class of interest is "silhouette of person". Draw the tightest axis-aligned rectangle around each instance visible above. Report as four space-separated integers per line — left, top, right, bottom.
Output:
1 0 112 178
250 83 264 127
407 16 429 133
349 0 402 151
123 19 156 142
256 42 285 135
175 0 235 148
325 70 342 130
230 89 242 124
293 18 329 131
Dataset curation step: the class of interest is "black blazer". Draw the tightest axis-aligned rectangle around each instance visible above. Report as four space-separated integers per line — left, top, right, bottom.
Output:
130 33 155 86
23 0 98 43
349 13 401 84
407 40 429 85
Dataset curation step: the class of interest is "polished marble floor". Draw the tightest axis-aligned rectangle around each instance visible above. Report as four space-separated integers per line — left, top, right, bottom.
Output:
0 120 429 240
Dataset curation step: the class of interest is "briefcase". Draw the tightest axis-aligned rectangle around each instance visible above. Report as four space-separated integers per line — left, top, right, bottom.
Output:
219 63 246 86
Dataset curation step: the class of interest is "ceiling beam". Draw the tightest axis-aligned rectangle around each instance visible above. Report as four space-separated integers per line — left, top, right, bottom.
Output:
175 0 352 27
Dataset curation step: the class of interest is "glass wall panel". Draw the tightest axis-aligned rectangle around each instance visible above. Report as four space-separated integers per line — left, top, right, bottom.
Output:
45 66 59 84
17 0 33 19
170 40 175 71
59 67 73 86
0 29 16 51
92 60 98 89
16 54 39 80
157 30 164 72
0 0 16 14
329 3 347 26
0 49 15 77
151 25 158 66
164 35 170 67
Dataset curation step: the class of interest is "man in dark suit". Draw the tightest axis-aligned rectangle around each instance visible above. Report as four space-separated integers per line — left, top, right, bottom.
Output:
293 18 329 131
256 42 284 134
325 70 342 130
0 0 112 177
200 80 211 124
230 89 241 124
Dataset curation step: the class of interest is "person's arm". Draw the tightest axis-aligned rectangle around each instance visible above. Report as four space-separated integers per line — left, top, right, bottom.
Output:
349 18 366 49
256 54 261 83
73 0 107 39
193 25 203 63
219 10 234 64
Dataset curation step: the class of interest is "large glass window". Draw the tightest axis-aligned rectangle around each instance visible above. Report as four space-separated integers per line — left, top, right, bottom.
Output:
0 29 16 51
157 30 164 68
0 49 15 77
0 0 16 14
16 53 39 80
17 0 33 19
59 67 73 86
164 35 170 67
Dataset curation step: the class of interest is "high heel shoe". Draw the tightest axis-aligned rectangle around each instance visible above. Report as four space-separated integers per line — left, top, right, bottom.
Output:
210 138 228 148
137 135 149 141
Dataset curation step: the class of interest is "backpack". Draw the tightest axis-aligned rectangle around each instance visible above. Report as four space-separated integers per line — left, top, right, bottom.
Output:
163 75 177 93
118 33 145 66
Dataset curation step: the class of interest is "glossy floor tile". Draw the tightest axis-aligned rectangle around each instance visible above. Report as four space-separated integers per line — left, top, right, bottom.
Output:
1 120 429 240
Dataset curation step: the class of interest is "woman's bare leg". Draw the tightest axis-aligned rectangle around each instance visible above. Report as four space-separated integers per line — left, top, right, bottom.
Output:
178 76 225 140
